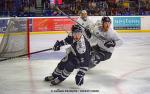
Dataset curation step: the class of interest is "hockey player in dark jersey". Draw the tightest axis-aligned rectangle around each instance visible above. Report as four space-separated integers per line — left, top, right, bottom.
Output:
44 24 91 86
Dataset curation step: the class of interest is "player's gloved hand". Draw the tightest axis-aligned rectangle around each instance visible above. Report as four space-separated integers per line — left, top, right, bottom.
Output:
85 28 91 38
75 67 87 86
75 71 85 86
53 40 64 51
104 40 116 48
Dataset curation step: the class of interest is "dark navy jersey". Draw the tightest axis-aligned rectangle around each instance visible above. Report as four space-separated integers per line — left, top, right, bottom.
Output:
63 35 91 68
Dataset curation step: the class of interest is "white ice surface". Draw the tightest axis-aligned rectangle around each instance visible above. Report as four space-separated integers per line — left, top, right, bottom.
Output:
0 33 150 94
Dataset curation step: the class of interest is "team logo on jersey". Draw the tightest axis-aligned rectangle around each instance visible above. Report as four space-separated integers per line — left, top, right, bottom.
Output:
76 36 86 54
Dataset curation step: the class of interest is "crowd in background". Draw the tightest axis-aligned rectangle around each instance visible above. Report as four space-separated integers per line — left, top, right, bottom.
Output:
58 0 150 16
0 0 36 17
0 0 150 17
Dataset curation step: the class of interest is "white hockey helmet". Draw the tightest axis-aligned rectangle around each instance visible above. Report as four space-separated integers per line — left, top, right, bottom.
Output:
81 10 87 14
80 10 88 21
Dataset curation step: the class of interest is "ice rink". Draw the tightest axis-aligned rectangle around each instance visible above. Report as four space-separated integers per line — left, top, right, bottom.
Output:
0 33 150 94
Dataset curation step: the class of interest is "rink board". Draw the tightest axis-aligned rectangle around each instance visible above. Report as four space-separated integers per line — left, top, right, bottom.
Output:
0 30 150 38
0 16 150 34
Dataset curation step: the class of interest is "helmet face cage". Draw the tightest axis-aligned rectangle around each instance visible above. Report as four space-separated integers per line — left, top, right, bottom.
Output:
71 25 82 41
101 16 111 23
80 10 88 21
71 25 82 34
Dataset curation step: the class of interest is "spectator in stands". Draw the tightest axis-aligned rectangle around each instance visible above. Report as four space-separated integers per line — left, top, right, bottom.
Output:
94 8 100 16
100 8 106 16
0 0 4 15
5 0 13 16
23 3 30 16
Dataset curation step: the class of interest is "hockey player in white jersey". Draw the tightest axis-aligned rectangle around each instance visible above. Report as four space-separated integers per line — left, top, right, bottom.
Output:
76 10 94 38
44 24 91 86
86 16 123 68
76 10 93 28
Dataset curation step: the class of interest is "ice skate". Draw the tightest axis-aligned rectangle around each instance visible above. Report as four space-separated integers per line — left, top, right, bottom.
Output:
44 76 54 81
50 77 62 85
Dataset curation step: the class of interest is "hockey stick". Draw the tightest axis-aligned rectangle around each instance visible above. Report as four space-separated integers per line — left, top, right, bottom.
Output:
61 26 69 34
0 48 53 62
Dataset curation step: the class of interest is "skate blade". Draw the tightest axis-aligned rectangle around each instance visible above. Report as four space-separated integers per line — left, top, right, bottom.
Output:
50 83 55 86
50 83 59 86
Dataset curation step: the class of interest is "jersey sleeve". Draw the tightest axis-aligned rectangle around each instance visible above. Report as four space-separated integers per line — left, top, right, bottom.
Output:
64 35 73 45
60 32 73 45
111 31 123 47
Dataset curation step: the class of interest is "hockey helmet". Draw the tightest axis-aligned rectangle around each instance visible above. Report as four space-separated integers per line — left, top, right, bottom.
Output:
80 10 88 21
71 24 82 41
101 16 111 23
71 24 82 33
81 10 87 14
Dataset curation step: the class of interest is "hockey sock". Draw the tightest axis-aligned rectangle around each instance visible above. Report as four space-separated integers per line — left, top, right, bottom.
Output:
52 67 62 78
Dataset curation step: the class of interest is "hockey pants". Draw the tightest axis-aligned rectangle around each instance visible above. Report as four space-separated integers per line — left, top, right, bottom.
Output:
52 53 80 82
89 45 112 68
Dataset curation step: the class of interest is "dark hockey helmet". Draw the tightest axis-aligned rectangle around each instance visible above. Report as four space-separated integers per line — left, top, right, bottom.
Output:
101 16 111 23
71 24 82 33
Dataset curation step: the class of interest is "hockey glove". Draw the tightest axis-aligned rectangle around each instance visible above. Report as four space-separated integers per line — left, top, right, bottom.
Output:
75 67 87 86
53 40 64 51
75 71 85 86
85 28 91 38
104 40 116 48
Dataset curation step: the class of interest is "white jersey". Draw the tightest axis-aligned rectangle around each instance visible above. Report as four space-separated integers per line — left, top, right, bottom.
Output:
76 17 94 39
76 17 93 29
90 27 123 53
